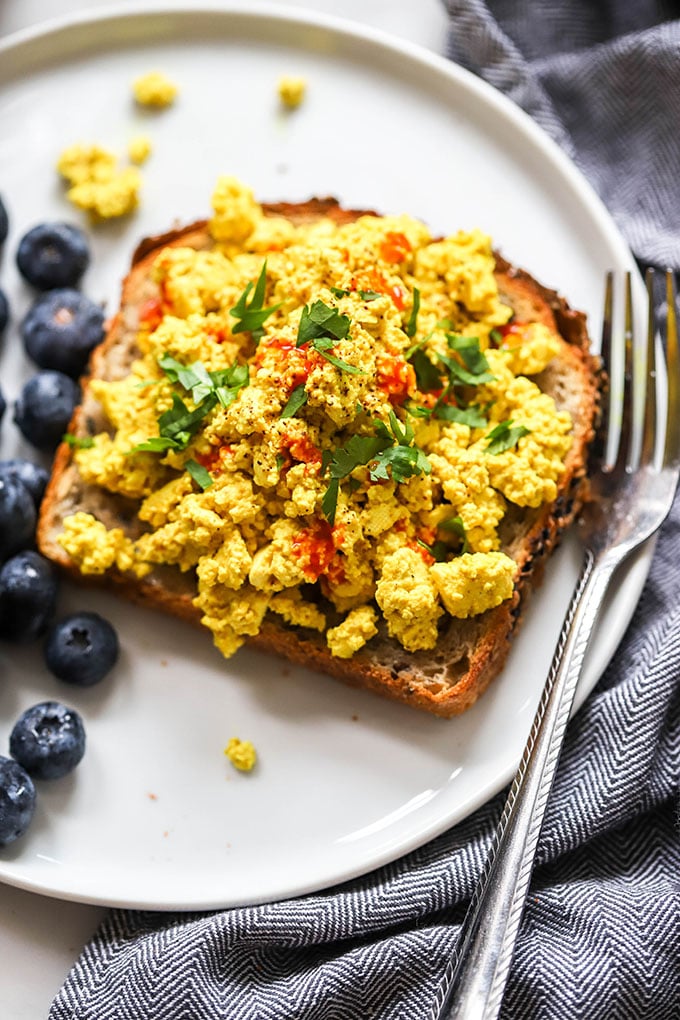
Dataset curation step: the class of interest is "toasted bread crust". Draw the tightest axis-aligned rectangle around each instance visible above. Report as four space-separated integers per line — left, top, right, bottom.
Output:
37 201 599 717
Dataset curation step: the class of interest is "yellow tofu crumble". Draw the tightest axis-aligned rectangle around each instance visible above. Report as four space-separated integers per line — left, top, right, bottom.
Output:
58 177 574 661
57 143 141 220
128 135 153 165
133 71 178 108
224 738 257 772
278 76 307 109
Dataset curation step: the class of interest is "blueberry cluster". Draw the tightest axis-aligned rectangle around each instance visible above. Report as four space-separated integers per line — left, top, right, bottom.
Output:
0 196 104 452
0 194 120 848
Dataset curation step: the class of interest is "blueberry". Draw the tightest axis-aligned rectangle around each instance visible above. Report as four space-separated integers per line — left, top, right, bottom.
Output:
0 459 49 509
10 702 85 780
0 196 8 245
45 612 119 686
13 371 79 452
0 288 8 336
0 476 36 562
21 288 104 378
0 756 36 845
16 222 90 291
0 551 58 642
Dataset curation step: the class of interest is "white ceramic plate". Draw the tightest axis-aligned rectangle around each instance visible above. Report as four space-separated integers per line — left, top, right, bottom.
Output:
0 2 650 910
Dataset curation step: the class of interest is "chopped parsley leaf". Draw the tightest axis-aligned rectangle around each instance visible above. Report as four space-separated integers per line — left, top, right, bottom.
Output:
409 348 442 392
416 538 449 562
436 351 496 387
439 514 469 554
63 433 94 449
321 411 430 522
131 353 249 455
432 403 488 428
329 286 381 301
297 300 350 345
296 299 364 375
446 334 491 377
405 286 420 339
280 384 308 419
485 420 531 455
229 261 281 341
158 354 249 410
132 392 218 453
322 478 341 523
185 458 213 490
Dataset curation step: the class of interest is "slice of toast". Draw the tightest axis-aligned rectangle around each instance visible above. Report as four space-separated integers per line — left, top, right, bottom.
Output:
37 200 599 717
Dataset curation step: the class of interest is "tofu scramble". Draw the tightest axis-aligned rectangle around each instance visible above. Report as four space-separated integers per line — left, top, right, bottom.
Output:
58 178 573 661
132 71 178 108
57 143 141 220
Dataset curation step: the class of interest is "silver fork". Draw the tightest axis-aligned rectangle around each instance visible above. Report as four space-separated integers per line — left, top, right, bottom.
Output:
434 268 680 1020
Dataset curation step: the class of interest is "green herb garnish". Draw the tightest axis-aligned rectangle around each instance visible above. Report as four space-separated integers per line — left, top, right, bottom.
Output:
409 348 442 392
416 538 449 562
63 433 94 449
485 420 531 455
446 335 492 377
280 384 308 419
131 354 249 454
439 514 470 554
297 299 350 345
229 261 281 341
432 403 488 428
296 299 364 375
157 354 249 410
321 411 430 523
371 411 431 484
436 351 496 387
185 458 213 490
405 286 420 339
132 392 218 453
417 515 469 561
329 286 381 301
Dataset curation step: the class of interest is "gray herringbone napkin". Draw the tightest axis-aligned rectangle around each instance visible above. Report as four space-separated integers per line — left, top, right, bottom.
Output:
51 3 680 1018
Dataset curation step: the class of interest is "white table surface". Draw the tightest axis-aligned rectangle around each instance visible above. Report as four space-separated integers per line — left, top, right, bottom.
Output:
0 2 449 1016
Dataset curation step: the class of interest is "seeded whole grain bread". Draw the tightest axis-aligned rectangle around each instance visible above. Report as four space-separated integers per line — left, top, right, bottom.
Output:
37 200 599 717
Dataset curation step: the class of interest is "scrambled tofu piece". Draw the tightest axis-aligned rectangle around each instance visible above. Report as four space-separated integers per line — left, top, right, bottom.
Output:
58 177 575 660
210 176 262 246
278 76 307 109
58 512 149 578
57 143 141 220
375 548 443 652
132 71 178 108
326 606 378 658
269 590 326 631
499 322 562 376
430 552 515 618
196 584 270 657
128 135 152 165
224 737 257 772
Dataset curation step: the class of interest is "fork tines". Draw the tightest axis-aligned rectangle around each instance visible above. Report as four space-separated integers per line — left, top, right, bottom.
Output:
600 267 679 475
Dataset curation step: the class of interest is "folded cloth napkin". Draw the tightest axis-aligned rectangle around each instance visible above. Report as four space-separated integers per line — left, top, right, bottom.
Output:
50 3 680 1018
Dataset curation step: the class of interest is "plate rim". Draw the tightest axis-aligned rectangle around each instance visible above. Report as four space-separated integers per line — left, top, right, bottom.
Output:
0 0 650 910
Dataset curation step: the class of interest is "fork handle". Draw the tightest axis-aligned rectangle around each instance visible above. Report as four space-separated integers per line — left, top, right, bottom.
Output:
436 550 615 1020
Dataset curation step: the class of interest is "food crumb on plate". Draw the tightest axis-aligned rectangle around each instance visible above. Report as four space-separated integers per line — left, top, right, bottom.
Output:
128 135 152 164
224 737 257 772
56 142 141 220
278 75 306 109
133 71 178 108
